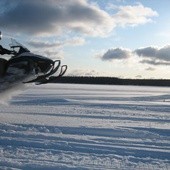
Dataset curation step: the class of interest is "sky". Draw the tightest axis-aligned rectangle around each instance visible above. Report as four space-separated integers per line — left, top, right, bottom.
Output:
0 0 170 79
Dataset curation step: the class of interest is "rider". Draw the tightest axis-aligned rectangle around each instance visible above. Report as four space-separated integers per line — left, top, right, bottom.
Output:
0 31 12 55
0 45 12 55
0 31 12 76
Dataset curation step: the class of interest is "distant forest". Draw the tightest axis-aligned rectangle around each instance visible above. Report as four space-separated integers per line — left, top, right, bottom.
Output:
48 76 170 87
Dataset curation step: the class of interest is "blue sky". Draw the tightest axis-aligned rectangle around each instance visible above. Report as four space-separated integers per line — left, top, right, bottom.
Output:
0 0 170 78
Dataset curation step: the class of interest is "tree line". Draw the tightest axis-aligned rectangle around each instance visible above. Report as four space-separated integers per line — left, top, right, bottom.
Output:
48 76 170 87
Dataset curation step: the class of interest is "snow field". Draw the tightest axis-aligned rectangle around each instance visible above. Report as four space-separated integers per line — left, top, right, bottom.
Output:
0 84 170 169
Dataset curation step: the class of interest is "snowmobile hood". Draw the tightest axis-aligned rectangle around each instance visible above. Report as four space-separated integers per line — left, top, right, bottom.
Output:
17 52 54 63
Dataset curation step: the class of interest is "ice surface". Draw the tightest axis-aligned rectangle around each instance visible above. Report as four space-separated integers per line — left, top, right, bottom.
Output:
0 84 170 169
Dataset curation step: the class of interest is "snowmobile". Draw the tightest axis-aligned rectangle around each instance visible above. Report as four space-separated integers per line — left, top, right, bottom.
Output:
0 36 67 85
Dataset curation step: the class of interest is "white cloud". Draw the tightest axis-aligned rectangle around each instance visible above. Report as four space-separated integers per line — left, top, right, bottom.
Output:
27 36 85 61
28 41 63 48
0 0 158 37
0 0 114 37
146 67 155 71
113 4 158 27
28 37 85 49
32 49 64 60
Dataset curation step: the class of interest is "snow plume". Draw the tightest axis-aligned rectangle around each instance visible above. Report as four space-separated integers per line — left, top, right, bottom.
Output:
0 68 32 104
0 82 28 105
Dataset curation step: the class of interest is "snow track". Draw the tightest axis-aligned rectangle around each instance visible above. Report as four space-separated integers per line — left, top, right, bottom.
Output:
0 84 170 169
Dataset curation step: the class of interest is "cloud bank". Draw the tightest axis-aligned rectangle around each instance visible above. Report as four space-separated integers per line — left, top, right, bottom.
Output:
0 0 158 37
135 46 170 64
27 37 85 60
101 48 131 61
28 37 85 48
99 45 170 66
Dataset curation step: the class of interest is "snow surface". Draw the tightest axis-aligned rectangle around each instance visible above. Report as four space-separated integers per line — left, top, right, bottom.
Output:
0 83 170 170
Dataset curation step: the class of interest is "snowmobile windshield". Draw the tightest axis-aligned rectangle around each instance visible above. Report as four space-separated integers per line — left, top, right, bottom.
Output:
10 39 30 55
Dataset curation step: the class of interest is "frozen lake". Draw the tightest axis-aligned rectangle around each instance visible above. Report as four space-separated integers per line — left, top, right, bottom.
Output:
0 84 170 169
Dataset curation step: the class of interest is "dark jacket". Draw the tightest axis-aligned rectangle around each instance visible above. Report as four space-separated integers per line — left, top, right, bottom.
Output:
0 45 11 55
